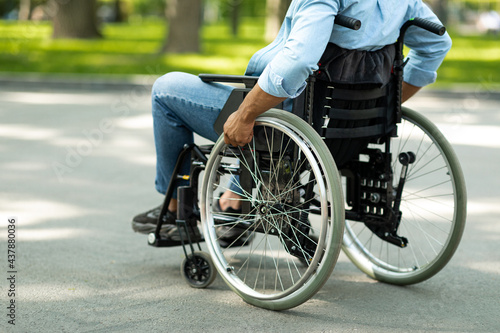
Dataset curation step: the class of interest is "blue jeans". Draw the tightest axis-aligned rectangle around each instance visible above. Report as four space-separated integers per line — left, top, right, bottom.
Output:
152 72 235 198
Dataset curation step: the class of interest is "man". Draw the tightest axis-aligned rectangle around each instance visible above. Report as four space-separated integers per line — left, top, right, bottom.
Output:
132 0 451 241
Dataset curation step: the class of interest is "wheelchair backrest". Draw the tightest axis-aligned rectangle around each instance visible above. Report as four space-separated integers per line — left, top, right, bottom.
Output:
300 43 398 168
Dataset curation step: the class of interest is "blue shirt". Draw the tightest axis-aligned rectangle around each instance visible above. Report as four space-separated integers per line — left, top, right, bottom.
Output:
245 0 452 98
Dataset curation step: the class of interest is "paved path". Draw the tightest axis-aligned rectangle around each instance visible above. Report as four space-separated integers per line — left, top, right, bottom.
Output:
1 80 499 332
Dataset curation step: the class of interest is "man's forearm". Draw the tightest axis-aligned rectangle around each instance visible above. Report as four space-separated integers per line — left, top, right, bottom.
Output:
223 83 286 146
244 81 420 113
237 83 287 121
224 80 421 147
402 81 421 103
240 81 419 117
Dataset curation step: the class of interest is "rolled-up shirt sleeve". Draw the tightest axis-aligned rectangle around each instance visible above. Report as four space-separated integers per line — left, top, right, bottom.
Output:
257 0 338 98
403 2 452 87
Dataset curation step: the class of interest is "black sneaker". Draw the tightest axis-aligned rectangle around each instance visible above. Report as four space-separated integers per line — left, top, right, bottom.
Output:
166 223 202 242
132 205 176 235
214 194 252 248
216 226 253 248
132 205 202 242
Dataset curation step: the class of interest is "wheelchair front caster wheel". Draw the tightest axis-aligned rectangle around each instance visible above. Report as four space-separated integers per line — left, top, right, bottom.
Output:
181 251 216 288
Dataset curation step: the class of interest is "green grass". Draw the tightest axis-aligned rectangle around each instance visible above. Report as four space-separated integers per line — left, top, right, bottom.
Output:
436 31 500 88
0 20 499 89
0 19 266 77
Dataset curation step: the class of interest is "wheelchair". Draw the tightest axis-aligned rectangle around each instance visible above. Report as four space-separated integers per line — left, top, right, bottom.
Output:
146 16 467 311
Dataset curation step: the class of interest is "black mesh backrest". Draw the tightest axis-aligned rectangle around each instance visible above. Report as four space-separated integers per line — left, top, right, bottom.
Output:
311 43 397 168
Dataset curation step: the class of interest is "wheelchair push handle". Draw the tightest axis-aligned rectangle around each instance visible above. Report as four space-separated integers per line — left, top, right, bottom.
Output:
335 14 361 30
410 17 446 36
399 17 446 42
396 17 446 62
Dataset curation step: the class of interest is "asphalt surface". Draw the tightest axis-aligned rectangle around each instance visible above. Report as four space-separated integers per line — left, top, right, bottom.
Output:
1 78 499 332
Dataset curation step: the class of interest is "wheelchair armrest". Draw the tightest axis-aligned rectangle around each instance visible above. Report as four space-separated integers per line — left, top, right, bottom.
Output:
199 74 259 89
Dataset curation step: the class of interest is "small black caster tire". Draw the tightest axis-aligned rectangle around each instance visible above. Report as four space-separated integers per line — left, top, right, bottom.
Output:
181 251 216 288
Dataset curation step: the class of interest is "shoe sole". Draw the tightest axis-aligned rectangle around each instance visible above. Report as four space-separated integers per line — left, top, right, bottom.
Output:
167 226 202 242
132 221 203 243
131 221 176 235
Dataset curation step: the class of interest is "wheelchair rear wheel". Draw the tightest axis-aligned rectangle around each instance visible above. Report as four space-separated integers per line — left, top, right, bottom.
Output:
342 107 467 285
200 109 345 310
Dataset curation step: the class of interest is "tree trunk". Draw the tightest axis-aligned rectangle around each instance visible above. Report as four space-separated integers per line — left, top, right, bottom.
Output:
114 0 124 23
230 0 241 37
265 0 291 42
19 0 31 20
51 0 101 39
428 0 448 25
161 0 202 53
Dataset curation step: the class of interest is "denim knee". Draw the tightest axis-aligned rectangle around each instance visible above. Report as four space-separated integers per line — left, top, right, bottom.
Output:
151 72 180 119
152 72 197 99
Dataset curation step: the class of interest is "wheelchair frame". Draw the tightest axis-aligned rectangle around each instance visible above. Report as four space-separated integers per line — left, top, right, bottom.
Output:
145 16 466 310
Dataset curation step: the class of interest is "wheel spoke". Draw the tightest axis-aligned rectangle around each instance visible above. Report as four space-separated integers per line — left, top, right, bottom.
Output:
200 110 344 309
343 108 465 283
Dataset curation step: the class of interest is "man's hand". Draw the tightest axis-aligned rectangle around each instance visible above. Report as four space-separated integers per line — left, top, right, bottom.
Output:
223 82 286 147
223 110 255 147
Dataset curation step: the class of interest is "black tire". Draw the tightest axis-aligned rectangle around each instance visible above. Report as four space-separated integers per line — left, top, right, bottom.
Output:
342 107 467 285
181 251 216 289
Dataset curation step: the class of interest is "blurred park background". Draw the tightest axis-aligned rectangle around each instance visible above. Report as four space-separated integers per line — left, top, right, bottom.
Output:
0 0 499 88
